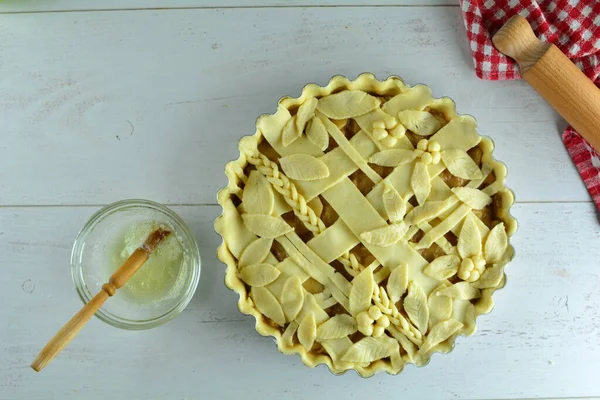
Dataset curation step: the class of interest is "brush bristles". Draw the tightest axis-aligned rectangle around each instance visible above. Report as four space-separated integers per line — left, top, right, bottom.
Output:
143 227 172 253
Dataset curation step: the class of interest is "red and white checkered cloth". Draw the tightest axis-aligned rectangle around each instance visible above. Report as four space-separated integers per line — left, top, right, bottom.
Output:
459 0 600 210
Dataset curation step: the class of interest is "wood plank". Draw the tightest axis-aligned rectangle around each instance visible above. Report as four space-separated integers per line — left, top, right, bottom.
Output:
0 1 458 13
1 203 599 399
0 7 590 205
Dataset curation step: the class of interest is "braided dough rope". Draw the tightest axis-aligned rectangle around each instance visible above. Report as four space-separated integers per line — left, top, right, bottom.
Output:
371 284 423 345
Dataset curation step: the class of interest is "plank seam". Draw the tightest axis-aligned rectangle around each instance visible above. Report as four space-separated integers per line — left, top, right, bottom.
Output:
0 4 460 15
0 200 595 208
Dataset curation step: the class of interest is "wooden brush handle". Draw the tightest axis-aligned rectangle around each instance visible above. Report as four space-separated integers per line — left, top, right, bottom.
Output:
492 15 600 152
30 290 109 372
31 249 150 372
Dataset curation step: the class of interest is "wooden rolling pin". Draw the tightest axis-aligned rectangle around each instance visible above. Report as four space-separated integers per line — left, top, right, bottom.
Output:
492 15 600 152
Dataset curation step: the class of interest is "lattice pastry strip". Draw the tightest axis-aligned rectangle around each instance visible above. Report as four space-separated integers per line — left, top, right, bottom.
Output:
216 74 517 377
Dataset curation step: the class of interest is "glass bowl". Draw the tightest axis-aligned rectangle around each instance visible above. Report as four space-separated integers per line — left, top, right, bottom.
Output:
71 199 201 330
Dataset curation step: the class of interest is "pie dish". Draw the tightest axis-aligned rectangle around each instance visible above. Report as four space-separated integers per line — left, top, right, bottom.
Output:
215 74 517 377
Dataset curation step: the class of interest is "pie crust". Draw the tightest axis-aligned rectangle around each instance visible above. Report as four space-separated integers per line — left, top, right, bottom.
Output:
215 74 517 377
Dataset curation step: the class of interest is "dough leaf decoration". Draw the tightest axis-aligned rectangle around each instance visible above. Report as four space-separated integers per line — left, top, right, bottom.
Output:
317 314 358 340
423 255 460 280
306 117 329 151
239 238 273 268
455 214 488 282
387 264 408 303
295 97 318 133
369 149 417 167
341 336 399 363
461 302 476 334
428 283 454 328
239 263 281 287
242 214 294 238
404 281 429 335
243 170 275 215
436 282 481 300
360 222 409 247
452 187 491 210
441 149 483 180
397 110 442 136
298 313 317 351
252 286 286 326
282 115 301 147
472 264 504 289
383 183 407 223
484 222 508 264
349 267 374 315
282 276 305 321
316 90 381 119
457 214 482 259
419 319 463 354
411 161 431 206
279 154 330 181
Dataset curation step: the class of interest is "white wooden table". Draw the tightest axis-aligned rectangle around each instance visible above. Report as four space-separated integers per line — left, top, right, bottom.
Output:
1 1 599 399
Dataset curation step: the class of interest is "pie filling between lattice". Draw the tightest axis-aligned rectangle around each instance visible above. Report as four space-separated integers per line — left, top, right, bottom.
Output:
216 74 517 377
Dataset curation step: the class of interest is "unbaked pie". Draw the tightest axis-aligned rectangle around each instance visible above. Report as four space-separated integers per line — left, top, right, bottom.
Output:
215 74 516 376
